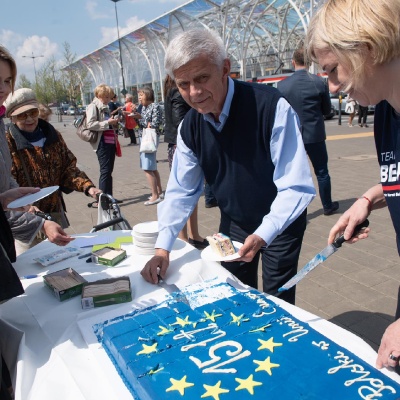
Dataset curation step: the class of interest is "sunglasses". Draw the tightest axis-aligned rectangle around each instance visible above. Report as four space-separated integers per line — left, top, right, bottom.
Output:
14 108 39 121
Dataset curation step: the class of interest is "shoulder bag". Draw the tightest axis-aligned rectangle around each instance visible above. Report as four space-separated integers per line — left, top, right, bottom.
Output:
76 106 100 143
139 128 157 153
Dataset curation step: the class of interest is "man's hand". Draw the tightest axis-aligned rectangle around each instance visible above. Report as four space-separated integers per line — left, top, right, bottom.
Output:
0 187 40 210
376 319 400 369
141 249 170 283
42 221 75 246
233 234 266 263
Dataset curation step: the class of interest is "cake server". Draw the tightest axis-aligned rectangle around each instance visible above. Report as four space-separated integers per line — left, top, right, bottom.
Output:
278 219 369 292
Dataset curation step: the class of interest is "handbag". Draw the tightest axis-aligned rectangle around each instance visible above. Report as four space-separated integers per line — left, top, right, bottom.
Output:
76 107 99 143
116 135 122 157
139 128 157 153
345 102 354 114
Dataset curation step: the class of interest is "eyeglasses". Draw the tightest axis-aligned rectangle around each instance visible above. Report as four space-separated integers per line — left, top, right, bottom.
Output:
14 109 39 121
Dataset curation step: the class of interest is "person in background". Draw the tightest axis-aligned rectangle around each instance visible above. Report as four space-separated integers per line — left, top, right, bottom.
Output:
306 0 400 371
278 46 339 216
122 93 137 146
358 104 369 128
5 88 101 251
108 94 121 117
86 84 121 202
141 29 315 304
163 75 207 249
38 103 52 122
345 94 357 127
131 87 164 206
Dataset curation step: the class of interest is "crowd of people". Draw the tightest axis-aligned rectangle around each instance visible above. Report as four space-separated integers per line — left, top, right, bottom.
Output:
3 0 400 396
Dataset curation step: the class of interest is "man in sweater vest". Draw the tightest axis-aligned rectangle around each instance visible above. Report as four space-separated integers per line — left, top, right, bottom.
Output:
141 29 316 304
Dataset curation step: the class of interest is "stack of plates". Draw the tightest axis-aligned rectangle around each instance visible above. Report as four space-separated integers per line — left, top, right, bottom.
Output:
131 221 158 255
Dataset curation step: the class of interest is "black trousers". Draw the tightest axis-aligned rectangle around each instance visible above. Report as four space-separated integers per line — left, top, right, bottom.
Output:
220 210 307 305
96 136 116 196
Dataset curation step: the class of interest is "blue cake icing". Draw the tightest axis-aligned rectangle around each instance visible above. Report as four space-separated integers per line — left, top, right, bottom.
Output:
94 282 400 399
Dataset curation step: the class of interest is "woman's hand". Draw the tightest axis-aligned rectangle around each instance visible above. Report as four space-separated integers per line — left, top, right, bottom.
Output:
42 221 74 246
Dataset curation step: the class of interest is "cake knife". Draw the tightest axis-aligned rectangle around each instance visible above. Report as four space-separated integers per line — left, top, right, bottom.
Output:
278 219 369 292
158 276 189 305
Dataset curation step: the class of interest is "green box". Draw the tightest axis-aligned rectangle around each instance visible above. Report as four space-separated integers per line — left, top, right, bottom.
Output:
81 276 132 309
43 268 87 302
91 247 127 267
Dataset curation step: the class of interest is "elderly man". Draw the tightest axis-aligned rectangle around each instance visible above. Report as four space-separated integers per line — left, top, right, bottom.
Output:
141 29 316 304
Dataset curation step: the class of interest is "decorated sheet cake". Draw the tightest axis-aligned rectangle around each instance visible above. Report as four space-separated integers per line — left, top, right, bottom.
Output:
93 282 400 399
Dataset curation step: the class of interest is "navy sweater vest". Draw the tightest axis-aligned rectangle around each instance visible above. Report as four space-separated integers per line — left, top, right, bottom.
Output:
181 80 281 231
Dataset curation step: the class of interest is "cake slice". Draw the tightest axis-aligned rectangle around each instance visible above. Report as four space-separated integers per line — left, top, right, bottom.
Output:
206 233 236 257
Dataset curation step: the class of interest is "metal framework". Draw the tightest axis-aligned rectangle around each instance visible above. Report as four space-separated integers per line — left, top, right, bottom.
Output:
67 0 321 101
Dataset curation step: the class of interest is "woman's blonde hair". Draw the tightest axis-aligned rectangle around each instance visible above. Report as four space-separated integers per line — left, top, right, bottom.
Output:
306 0 400 88
94 84 114 98
0 45 17 92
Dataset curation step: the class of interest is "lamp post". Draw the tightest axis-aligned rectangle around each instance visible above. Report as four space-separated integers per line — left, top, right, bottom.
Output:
22 52 44 88
111 0 127 96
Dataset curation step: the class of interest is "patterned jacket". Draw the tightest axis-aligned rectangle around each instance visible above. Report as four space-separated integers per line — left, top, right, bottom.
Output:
6 119 95 217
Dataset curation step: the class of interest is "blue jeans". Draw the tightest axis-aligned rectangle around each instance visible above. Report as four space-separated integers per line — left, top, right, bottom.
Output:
305 141 333 210
96 136 116 196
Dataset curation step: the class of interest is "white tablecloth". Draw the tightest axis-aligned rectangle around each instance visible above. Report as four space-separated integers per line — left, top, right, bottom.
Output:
1 230 399 400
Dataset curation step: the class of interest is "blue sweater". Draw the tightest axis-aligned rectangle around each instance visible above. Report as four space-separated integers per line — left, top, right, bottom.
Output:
180 80 281 231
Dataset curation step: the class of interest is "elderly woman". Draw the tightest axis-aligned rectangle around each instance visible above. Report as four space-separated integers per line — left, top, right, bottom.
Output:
306 0 400 370
86 84 120 201
0 46 72 255
5 88 101 247
133 87 163 205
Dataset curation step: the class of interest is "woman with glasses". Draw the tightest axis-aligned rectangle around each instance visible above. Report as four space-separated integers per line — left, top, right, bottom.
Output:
4 88 101 252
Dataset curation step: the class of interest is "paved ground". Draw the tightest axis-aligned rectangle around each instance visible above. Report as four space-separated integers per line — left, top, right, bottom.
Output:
53 112 397 351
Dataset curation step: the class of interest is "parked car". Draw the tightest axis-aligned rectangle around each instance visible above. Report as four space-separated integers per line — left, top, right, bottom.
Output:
67 106 76 116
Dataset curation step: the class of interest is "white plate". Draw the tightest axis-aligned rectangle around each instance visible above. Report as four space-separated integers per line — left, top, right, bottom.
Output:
201 240 243 262
7 186 59 209
132 221 158 235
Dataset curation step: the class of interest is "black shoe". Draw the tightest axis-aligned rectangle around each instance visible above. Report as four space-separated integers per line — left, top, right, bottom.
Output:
323 201 339 216
205 201 218 209
189 238 209 250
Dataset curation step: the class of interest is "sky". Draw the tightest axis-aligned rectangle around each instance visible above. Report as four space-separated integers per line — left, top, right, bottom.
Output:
1 0 188 83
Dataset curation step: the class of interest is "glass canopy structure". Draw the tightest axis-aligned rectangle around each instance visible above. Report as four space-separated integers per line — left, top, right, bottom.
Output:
67 0 321 102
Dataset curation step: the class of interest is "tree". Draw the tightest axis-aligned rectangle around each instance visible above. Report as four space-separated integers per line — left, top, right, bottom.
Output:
16 75 32 90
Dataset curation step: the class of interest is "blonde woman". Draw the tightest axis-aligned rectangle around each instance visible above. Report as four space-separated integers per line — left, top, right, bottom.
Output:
306 0 400 370
86 84 120 201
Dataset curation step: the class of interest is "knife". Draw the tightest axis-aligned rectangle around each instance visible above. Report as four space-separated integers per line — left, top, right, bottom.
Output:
278 219 369 292
158 275 189 305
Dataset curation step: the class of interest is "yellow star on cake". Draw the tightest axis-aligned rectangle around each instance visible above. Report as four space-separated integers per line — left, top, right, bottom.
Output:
157 325 173 336
201 381 229 400
136 342 158 355
171 315 193 327
254 356 280 375
230 312 249 326
235 374 263 395
166 375 194 396
257 337 283 353
203 310 223 322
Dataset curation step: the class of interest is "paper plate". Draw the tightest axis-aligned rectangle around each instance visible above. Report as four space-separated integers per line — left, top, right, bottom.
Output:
7 186 59 209
132 221 158 236
201 241 243 262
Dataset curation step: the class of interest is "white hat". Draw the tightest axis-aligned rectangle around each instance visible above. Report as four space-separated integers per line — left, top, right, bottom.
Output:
5 88 39 118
